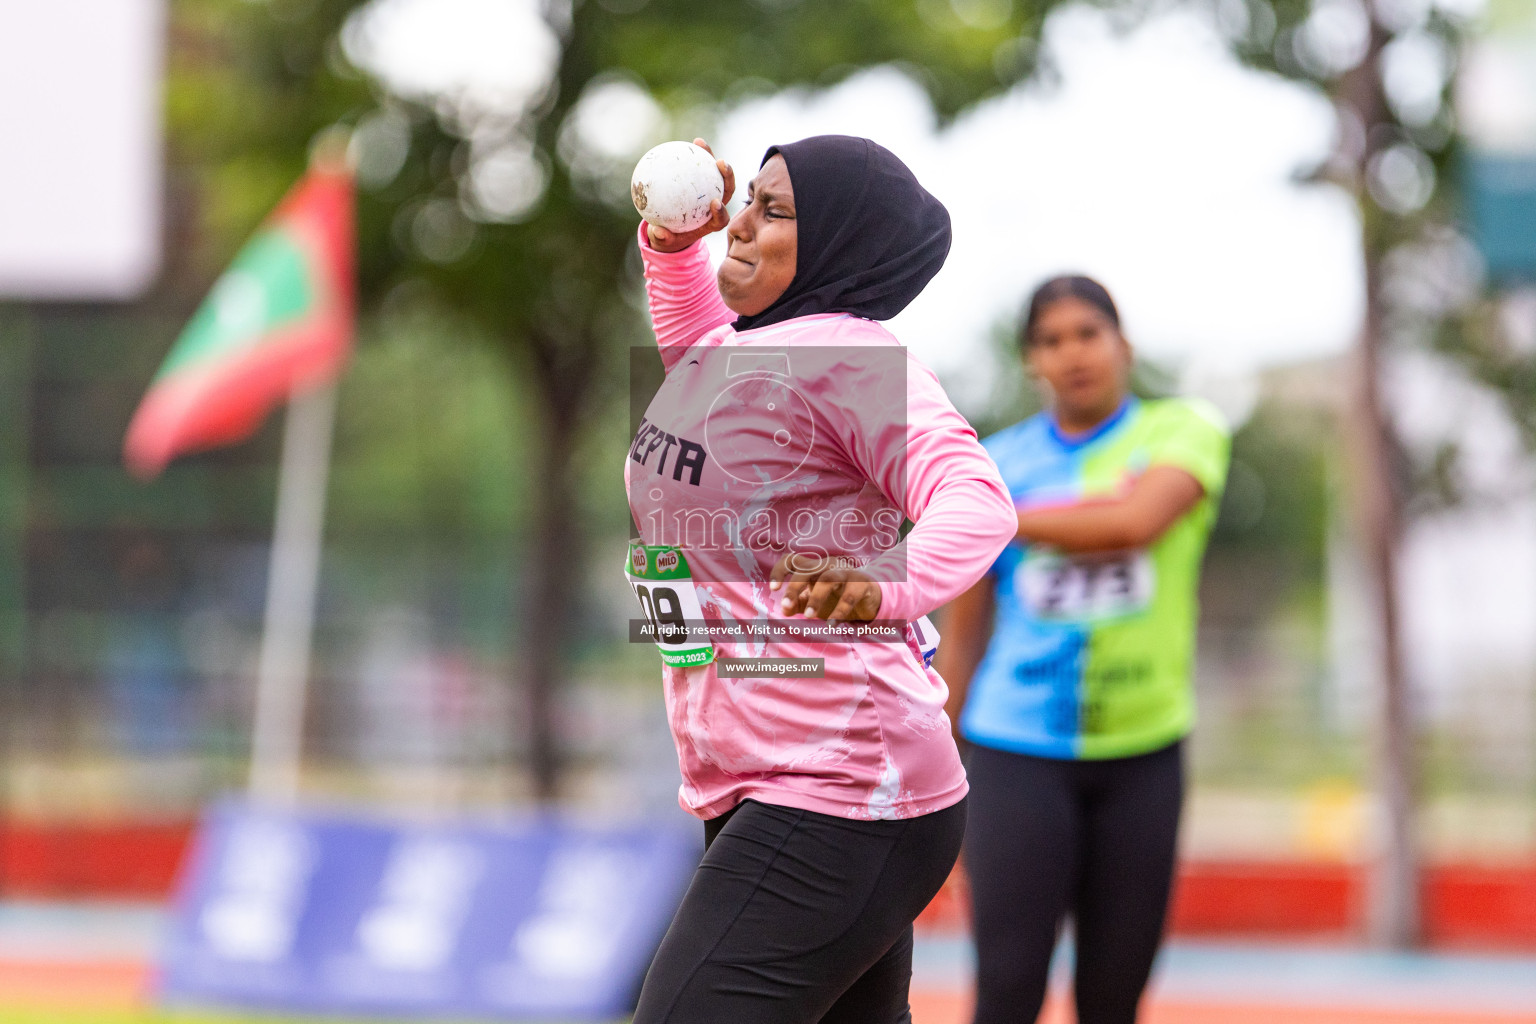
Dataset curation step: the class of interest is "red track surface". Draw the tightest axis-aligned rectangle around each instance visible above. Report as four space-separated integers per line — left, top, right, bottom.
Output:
2 955 1533 1024
2 822 1535 1023
0 959 149 1010
8 963 1535 1024
909 991 1536 1024
7 821 1536 948
915 859 1536 948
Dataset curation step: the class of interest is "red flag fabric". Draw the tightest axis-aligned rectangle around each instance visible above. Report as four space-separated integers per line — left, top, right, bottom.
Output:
124 166 354 478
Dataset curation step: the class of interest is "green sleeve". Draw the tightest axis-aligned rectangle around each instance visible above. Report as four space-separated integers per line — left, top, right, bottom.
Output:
1146 398 1231 499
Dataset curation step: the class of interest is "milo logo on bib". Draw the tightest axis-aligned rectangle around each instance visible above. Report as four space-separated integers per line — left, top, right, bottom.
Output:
624 542 716 668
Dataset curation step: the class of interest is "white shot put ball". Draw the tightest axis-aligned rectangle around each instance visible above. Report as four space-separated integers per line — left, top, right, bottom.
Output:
631 141 725 233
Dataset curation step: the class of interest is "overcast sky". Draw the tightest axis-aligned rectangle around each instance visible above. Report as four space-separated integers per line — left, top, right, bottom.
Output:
353 1 1371 418
714 7 1365 415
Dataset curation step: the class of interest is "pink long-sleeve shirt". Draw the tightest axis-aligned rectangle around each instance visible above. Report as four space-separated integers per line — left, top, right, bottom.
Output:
628 226 1016 820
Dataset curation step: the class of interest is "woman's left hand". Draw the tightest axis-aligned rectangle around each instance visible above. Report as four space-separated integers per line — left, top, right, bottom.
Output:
769 552 884 622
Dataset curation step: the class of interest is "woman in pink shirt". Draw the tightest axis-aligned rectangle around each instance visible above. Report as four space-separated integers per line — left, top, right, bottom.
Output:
627 136 1015 1024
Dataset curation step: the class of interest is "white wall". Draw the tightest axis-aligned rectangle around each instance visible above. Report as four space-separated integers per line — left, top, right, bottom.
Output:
0 0 164 300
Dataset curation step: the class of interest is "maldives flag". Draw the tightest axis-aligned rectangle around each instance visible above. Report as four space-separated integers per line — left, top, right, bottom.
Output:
124 165 354 478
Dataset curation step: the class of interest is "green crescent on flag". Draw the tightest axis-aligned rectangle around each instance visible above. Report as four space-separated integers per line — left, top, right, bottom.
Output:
124 164 354 478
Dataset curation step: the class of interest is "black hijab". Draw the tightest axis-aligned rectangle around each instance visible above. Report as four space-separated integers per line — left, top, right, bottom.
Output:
731 135 952 332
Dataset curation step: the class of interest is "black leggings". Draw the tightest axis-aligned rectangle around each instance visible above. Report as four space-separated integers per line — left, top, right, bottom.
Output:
964 741 1184 1024
634 796 968 1024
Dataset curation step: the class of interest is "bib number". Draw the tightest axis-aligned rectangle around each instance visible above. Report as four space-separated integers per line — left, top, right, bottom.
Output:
1018 549 1154 624
625 543 716 668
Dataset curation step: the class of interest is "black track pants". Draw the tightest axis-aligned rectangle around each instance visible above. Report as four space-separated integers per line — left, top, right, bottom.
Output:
963 742 1184 1024
633 796 968 1024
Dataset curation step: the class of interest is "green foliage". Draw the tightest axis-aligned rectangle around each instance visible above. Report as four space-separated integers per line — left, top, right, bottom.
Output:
1211 399 1330 569
166 0 376 287
167 0 1058 327
329 304 528 538
1434 297 1536 478
162 0 1078 788
581 0 1043 123
1220 0 1512 502
160 0 1077 544
966 316 1042 438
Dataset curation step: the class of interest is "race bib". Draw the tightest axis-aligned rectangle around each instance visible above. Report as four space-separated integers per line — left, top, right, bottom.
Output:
1018 549 1154 624
625 543 716 668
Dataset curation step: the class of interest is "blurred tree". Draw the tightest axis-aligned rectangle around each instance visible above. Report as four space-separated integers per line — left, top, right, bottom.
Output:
1433 0 1536 451
164 0 1070 802
1199 0 1478 946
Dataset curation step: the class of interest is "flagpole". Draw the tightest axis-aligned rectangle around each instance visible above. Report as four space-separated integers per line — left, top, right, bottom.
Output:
248 382 338 803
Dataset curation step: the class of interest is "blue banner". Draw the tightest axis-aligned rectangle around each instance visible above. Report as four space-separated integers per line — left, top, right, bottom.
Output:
1466 151 1536 283
159 801 699 1019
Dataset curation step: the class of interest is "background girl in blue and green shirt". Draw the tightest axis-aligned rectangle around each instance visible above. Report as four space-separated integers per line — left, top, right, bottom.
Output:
936 276 1229 1024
